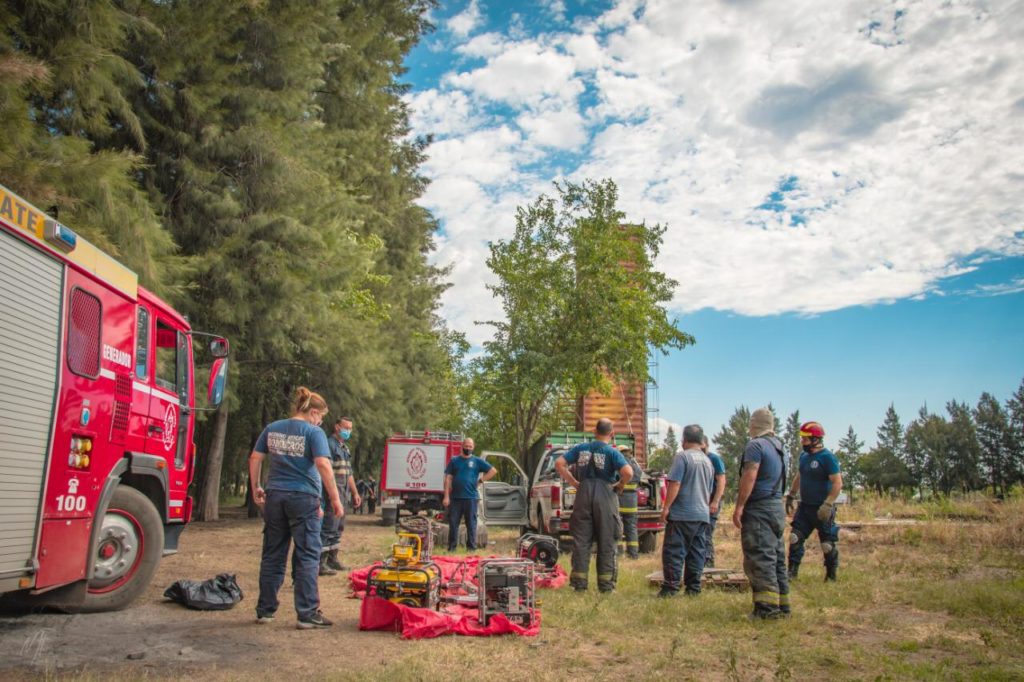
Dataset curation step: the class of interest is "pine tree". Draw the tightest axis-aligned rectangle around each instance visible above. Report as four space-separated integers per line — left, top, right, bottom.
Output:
836 425 864 493
1005 378 1024 489
945 400 982 494
862 405 912 495
783 410 802 463
713 406 752 498
663 426 679 455
975 392 1010 497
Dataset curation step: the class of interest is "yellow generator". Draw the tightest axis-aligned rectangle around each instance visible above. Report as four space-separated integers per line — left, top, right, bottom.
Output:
367 532 441 608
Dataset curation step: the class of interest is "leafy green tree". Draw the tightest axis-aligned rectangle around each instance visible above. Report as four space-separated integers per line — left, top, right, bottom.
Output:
475 179 694 470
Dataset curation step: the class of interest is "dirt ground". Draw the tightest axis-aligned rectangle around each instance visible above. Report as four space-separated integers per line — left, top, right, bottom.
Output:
0 508 413 680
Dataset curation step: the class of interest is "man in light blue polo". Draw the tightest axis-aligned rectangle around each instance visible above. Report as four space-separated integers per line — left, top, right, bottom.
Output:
658 424 714 597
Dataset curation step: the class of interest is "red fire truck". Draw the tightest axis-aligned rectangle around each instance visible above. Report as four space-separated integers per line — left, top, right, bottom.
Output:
0 183 228 611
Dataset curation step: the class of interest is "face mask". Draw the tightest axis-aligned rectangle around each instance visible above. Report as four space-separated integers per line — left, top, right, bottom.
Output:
340 429 351 441
462 448 473 456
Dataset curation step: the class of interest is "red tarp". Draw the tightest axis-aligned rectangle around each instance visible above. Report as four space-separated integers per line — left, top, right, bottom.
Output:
349 555 567 639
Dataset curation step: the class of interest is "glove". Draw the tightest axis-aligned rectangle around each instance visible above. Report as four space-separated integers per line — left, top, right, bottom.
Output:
816 501 834 524
785 494 795 516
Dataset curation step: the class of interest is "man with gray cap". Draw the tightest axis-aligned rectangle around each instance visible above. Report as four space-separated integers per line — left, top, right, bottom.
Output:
732 407 791 619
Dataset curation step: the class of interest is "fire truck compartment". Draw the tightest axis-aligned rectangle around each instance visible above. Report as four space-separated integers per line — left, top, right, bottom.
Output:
0 228 63 590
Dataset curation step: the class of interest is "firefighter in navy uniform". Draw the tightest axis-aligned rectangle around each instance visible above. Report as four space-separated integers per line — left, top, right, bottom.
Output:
732 407 791 619
785 421 843 582
617 445 643 559
555 418 634 593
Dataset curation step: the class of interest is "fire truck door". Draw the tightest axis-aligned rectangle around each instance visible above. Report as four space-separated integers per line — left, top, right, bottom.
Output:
131 305 152 440
146 318 187 467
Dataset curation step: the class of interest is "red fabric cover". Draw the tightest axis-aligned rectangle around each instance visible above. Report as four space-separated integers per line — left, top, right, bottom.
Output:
351 554 566 639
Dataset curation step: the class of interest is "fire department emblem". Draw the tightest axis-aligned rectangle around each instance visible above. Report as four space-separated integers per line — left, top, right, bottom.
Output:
162 404 177 451
406 447 427 479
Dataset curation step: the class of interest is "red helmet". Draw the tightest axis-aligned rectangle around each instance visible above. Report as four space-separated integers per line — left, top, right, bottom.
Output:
799 421 825 438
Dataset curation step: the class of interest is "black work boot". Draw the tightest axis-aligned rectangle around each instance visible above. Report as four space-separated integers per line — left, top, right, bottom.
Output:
824 564 837 582
748 603 781 621
318 554 337 576
787 563 799 581
326 549 345 571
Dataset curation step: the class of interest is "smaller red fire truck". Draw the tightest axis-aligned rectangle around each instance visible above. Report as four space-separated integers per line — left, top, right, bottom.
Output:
0 183 228 611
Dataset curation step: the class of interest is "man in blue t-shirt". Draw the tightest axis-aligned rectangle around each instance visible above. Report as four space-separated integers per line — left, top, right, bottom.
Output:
733 407 790 620
785 421 843 582
658 425 714 597
443 437 496 551
702 435 727 568
555 418 633 593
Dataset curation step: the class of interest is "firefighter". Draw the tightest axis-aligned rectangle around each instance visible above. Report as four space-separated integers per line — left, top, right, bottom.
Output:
732 407 790 619
320 418 361 575
785 421 843 582
443 437 497 551
701 435 727 568
250 387 342 629
555 418 634 593
616 445 643 559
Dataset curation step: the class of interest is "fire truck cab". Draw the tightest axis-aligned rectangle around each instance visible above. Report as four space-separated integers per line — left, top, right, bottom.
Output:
0 184 228 611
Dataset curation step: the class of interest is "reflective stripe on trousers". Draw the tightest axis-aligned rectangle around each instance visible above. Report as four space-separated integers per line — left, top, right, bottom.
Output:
570 477 620 591
741 497 789 609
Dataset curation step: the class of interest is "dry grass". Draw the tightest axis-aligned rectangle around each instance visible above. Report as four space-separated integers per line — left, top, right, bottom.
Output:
5 499 1024 682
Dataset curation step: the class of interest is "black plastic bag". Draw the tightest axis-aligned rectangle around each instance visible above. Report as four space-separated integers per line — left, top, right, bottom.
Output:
163 573 243 610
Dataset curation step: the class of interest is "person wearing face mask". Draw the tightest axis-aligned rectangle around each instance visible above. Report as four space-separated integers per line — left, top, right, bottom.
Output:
442 437 496 552
319 417 361 575
785 421 843 582
249 387 342 629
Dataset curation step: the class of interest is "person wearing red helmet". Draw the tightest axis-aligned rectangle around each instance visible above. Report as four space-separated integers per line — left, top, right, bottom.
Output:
785 421 843 582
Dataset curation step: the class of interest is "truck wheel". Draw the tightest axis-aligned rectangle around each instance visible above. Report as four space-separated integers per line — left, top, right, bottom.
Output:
536 505 548 533
80 486 164 612
638 531 658 554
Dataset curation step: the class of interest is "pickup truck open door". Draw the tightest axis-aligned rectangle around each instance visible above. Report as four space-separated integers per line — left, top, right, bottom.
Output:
481 451 529 527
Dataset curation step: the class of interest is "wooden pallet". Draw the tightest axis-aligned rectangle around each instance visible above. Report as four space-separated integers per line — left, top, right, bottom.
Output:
647 568 750 591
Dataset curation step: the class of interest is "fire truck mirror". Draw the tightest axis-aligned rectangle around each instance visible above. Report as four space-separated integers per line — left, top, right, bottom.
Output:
207 358 228 407
209 337 229 358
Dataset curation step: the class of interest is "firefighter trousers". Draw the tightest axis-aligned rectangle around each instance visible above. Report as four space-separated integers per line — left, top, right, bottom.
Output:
741 497 790 615
618 486 639 558
788 502 839 573
570 478 620 592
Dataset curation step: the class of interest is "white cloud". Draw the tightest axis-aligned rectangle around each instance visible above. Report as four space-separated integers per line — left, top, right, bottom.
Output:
445 41 582 107
448 0 484 39
408 0 1024 340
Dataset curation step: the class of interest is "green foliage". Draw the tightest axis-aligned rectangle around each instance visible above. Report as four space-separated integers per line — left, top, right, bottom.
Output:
713 406 751 499
4 0 453 511
470 178 694 466
663 426 678 454
835 425 864 491
782 410 801 463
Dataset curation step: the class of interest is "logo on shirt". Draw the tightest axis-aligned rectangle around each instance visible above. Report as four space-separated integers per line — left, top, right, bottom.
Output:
267 432 307 457
468 460 475 469
810 461 820 469
406 447 427 479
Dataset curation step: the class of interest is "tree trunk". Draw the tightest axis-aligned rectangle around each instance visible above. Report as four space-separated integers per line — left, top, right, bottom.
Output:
196 402 230 521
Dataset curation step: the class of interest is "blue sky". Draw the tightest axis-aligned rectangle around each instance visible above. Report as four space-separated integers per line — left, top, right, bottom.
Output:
402 0 1024 448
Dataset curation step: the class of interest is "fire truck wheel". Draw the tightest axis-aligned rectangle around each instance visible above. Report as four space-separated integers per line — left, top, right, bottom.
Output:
80 486 164 612
638 531 658 554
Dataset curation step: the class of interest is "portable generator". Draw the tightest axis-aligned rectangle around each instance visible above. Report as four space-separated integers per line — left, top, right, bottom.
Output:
516 533 559 571
367 532 441 609
477 558 535 626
